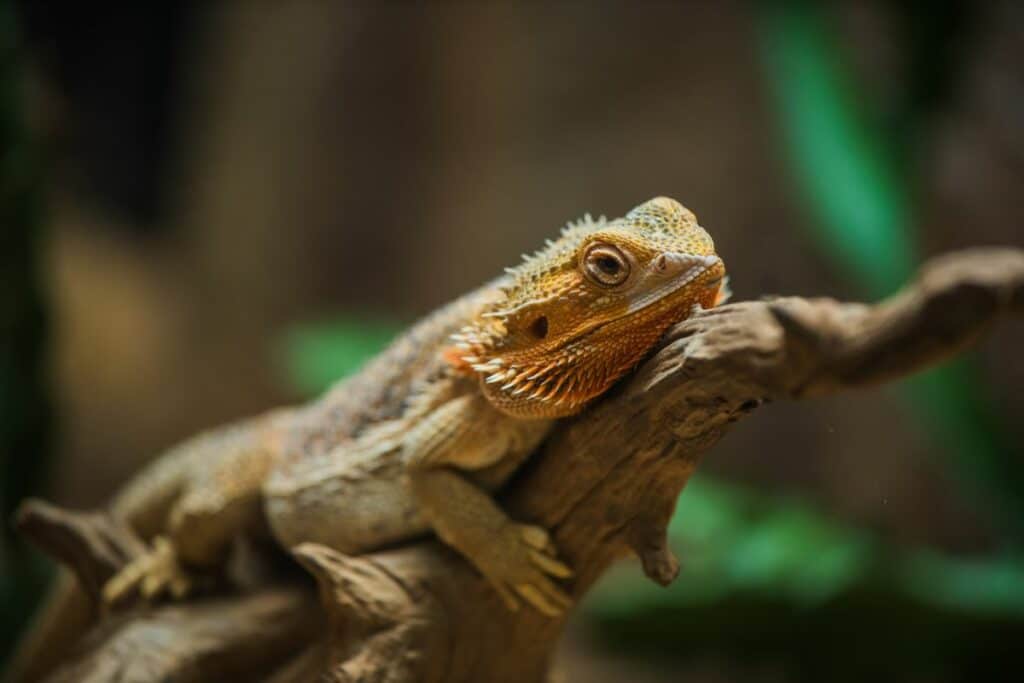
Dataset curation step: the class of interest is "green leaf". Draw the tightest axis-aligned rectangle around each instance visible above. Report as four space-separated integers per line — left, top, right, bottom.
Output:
279 317 401 395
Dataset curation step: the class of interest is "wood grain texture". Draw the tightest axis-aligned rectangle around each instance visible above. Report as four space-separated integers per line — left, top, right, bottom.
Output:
14 247 1024 683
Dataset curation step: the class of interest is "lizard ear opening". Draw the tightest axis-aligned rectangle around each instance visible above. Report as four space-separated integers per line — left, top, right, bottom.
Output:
529 315 549 339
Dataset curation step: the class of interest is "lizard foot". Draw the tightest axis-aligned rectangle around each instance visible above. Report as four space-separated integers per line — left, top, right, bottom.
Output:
102 536 208 607
477 522 573 617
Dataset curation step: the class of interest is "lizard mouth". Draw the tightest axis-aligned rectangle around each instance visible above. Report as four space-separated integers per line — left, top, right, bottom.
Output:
624 253 723 315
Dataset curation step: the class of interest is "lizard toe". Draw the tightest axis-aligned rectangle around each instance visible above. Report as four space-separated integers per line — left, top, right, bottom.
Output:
102 535 196 607
515 577 570 617
519 524 553 551
488 579 521 613
529 549 572 578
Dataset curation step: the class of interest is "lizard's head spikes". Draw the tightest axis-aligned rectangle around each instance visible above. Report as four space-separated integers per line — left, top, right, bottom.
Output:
449 197 728 419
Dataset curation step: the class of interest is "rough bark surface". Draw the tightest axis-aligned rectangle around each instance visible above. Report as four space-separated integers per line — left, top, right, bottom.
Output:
14 247 1024 683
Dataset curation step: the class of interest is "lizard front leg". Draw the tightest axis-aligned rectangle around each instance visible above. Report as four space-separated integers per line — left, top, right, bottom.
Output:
404 394 572 616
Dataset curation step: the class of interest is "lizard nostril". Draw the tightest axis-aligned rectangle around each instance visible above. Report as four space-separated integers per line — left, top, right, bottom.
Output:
529 315 549 339
654 254 668 272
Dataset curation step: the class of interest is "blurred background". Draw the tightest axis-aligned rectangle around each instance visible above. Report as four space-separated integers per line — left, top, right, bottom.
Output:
2 1 1023 681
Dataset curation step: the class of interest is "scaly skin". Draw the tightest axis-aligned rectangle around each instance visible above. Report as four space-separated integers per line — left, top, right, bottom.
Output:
75 198 729 623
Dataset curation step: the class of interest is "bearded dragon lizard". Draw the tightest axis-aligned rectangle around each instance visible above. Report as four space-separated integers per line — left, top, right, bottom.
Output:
18 198 727 669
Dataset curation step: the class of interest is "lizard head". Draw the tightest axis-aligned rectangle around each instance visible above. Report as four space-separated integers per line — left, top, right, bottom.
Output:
449 197 728 419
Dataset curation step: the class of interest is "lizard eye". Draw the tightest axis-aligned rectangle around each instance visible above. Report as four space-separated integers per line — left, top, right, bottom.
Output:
583 243 630 287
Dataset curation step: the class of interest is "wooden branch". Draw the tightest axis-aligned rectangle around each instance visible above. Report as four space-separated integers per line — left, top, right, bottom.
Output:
14 500 146 602
15 247 1024 683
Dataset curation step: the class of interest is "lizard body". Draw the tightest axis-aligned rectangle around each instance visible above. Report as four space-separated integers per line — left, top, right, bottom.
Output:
52 198 729 626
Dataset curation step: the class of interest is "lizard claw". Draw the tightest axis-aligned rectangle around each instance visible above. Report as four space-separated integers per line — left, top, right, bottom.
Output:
103 536 202 607
477 522 573 617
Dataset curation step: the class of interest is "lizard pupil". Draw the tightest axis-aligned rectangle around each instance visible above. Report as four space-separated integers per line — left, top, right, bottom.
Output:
597 257 620 274
529 315 549 339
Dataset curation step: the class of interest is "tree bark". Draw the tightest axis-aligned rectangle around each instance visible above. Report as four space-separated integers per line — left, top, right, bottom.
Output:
15 247 1024 682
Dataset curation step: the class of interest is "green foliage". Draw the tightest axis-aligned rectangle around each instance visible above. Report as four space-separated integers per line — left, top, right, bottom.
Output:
672 477 873 606
587 474 1024 680
591 475 1024 616
279 318 402 396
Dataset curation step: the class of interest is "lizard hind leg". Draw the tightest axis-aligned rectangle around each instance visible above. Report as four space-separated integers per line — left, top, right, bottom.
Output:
103 426 277 607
